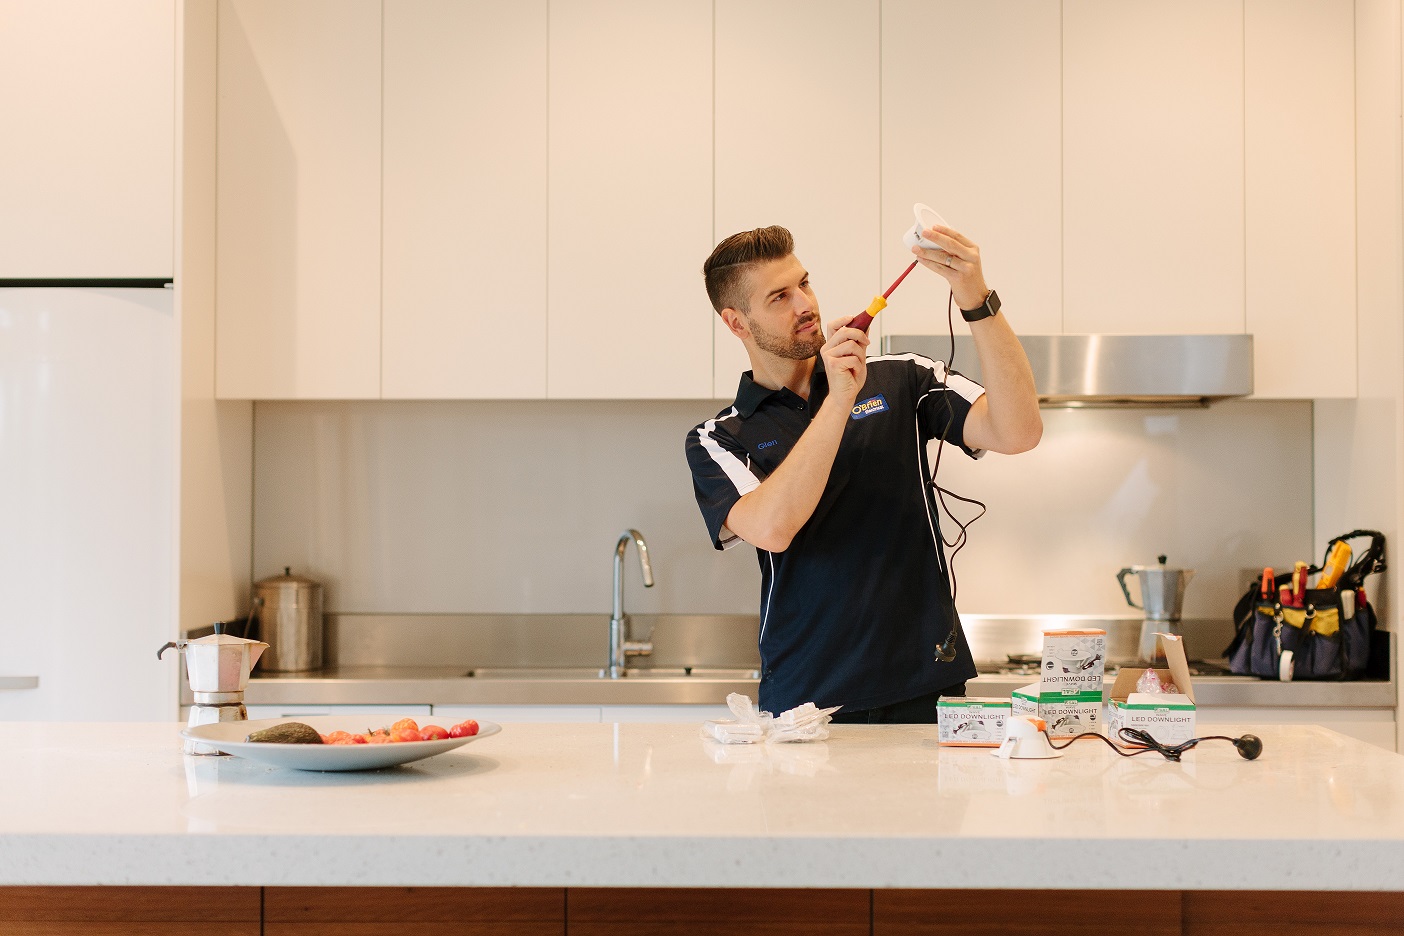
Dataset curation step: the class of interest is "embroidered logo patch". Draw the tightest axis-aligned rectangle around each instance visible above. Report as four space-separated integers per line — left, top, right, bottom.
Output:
757 439 779 450
850 394 889 420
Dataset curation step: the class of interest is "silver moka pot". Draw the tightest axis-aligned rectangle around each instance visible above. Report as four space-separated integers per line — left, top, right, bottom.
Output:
1117 555 1195 662
159 625 269 755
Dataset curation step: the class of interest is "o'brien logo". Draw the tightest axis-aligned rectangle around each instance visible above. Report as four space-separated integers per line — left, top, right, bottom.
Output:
851 394 889 420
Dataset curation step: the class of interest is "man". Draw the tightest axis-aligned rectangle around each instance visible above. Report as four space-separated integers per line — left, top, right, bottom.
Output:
684 223 1041 724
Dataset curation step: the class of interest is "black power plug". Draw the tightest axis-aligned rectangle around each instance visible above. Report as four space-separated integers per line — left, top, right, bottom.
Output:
1234 734 1264 760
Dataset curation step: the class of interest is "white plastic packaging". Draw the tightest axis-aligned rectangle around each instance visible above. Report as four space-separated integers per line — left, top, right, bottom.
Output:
701 694 839 744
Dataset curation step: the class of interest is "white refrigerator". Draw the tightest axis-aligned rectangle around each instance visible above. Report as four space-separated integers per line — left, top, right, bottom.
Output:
0 286 177 720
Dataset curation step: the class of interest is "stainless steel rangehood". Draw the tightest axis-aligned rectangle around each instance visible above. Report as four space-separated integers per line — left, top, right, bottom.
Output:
881 334 1253 407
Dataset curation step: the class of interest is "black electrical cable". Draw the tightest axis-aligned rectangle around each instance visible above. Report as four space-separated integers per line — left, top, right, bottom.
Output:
1044 728 1264 762
927 292 988 663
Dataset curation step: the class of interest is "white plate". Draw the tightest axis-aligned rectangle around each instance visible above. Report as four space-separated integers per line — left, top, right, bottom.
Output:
181 716 501 772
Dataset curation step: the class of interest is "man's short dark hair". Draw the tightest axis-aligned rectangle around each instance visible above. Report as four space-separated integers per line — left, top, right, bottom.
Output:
702 226 794 315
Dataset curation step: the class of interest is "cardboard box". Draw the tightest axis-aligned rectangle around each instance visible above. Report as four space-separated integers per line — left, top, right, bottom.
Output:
1011 684 1104 738
937 697 1012 747
1107 632 1197 747
1039 628 1107 696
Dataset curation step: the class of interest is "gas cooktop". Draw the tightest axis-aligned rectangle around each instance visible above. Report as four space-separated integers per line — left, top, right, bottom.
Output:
975 658 1234 679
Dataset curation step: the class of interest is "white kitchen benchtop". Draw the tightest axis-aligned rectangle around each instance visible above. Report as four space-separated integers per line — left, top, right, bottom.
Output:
3 721 1402 890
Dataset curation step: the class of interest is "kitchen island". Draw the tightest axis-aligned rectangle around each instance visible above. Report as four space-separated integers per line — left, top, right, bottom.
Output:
4 721 1403 934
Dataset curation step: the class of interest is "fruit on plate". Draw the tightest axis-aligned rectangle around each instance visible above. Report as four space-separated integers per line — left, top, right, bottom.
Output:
320 730 368 745
246 717 485 747
246 722 323 744
448 719 479 738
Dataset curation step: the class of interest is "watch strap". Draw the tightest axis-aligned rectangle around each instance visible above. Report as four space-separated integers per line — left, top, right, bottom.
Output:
960 289 1000 323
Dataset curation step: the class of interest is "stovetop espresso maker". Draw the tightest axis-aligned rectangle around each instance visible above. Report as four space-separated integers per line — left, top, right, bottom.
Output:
158 623 268 755
1117 555 1195 662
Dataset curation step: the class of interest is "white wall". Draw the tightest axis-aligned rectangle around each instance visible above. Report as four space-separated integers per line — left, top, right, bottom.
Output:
1313 0 1404 749
179 0 254 634
251 399 1313 624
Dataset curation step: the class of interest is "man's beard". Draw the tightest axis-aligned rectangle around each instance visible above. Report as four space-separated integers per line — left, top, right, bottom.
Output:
747 315 824 360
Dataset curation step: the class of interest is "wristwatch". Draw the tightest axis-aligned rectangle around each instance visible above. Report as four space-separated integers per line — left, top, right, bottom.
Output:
960 289 1001 323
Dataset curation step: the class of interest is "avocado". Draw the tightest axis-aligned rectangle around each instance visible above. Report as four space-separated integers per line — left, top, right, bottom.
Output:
246 722 324 744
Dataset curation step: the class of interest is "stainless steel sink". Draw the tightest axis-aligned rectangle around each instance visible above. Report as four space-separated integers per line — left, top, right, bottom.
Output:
464 666 760 680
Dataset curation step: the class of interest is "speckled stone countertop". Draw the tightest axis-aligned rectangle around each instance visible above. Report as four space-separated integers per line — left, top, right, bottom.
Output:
2 721 1401 889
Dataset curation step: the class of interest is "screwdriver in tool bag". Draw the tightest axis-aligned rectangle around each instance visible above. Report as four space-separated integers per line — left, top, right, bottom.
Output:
1291 561 1310 606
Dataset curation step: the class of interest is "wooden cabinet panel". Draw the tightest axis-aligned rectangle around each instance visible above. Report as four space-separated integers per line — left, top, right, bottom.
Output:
382 0 549 399
1182 890 1404 935
881 0 1062 339
1063 0 1244 335
874 889 1180 935
0 0 174 279
215 0 381 399
1244 0 1355 399
546 0 713 399
266 927 560 936
712 0 880 397
265 886 563 922
0 886 259 935
265 886 563 936
570 887 869 935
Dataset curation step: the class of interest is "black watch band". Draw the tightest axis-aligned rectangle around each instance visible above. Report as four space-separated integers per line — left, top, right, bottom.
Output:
960 289 1001 323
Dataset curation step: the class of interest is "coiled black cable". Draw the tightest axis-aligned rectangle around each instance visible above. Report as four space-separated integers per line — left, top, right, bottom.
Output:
1045 728 1264 762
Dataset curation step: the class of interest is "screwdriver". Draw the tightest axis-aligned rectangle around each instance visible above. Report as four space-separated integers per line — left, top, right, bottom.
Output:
847 260 920 333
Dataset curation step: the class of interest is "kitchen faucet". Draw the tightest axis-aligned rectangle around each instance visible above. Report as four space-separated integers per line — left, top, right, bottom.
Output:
608 529 654 678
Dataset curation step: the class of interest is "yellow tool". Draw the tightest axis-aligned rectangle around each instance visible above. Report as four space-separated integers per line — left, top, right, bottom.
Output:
1316 540 1352 589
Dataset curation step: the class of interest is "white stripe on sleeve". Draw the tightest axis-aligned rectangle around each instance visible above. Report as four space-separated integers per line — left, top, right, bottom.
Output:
698 408 761 497
869 351 985 404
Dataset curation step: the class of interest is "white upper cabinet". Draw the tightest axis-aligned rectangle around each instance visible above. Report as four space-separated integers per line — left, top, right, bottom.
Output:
382 0 548 399
712 0 880 398
1063 0 1245 335
215 0 381 399
881 0 1062 339
1244 0 1355 399
547 0 713 399
196 0 1358 400
0 0 175 279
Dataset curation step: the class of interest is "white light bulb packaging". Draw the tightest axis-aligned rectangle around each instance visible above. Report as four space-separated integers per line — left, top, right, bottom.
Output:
937 697 1012 747
1038 629 1108 695
1001 629 1108 739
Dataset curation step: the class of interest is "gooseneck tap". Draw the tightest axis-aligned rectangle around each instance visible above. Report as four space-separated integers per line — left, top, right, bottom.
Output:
609 529 655 679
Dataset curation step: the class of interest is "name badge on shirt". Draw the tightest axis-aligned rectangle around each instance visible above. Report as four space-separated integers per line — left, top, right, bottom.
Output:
850 394 889 420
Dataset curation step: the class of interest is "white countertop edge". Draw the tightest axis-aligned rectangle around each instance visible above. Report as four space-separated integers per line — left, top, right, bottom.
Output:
5 835 1401 891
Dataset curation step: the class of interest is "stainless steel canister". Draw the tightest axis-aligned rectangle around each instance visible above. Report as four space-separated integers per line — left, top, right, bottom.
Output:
252 567 324 672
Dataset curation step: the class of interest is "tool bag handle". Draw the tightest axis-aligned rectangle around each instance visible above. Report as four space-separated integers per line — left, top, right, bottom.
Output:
1326 529 1387 590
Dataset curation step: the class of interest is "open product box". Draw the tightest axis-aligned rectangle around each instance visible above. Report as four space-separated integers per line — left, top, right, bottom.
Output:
1106 632 1196 747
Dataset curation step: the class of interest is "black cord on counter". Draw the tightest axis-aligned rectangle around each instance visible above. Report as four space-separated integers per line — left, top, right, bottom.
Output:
1045 729 1264 762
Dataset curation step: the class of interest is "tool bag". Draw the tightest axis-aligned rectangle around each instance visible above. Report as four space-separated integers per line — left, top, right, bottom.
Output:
1225 530 1387 680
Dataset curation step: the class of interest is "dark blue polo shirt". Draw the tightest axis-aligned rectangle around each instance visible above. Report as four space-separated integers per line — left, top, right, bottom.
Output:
684 353 985 715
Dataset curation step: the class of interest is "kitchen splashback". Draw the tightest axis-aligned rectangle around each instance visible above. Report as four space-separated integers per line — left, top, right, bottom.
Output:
252 399 1312 621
